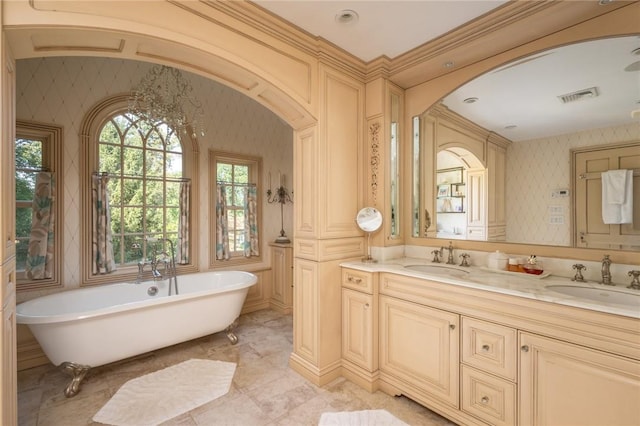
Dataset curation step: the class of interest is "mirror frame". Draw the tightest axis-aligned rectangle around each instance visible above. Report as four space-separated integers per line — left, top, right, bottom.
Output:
402 10 639 264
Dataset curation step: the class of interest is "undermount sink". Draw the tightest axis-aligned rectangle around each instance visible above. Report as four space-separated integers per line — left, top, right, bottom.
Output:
404 264 470 278
545 285 640 308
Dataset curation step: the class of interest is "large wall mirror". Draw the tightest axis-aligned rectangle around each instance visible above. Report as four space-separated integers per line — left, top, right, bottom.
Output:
412 35 640 252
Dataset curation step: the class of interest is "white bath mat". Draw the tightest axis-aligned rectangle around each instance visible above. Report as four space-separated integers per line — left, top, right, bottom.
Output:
319 409 410 426
93 358 235 426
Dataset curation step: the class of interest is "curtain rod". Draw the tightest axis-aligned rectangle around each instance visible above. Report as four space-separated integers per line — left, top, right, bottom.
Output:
16 167 51 173
93 171 190 183
217 181 256 187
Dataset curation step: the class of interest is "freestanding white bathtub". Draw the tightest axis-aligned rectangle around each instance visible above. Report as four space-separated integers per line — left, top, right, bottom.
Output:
16 270 256 397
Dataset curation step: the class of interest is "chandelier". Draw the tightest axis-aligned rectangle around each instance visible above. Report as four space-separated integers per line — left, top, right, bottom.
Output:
129 65 205 138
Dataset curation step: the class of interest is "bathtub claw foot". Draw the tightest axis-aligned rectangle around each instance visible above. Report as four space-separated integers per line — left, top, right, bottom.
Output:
60 362 91 398
225 318 239 345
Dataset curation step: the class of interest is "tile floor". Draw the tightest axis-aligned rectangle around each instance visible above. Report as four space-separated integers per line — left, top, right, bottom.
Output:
17 309 456 425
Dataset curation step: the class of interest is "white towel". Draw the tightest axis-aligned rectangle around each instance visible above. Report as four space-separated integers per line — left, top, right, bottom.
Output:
602 169 633 224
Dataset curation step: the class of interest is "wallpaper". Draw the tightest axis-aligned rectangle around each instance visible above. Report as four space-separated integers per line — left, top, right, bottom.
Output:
16 57 293 293
506 122 640 246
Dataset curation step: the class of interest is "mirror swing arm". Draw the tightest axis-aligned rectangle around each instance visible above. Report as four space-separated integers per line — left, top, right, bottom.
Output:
356 207 383 263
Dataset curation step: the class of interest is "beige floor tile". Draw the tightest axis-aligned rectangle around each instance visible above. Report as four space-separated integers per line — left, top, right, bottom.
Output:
17 309 455 426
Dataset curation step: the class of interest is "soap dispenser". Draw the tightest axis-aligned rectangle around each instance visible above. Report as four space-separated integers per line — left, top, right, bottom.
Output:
487 250 509 270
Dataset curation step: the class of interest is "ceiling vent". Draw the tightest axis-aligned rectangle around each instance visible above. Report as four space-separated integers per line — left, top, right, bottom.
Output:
558 87 599 104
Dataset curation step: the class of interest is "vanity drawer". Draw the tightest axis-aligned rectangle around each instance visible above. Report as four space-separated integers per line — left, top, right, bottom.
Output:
342 269 375 293
461 365 516 426
462 317 517 381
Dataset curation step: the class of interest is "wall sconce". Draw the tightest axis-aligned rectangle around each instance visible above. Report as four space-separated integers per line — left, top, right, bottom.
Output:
267 172 293 243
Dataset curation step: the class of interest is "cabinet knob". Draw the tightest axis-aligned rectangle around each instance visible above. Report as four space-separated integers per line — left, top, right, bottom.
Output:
481 344 491 352
481 396 489 404
449 324 456 330
521 345 530 352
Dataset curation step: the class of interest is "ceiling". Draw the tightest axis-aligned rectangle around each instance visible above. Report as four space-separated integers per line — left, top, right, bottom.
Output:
252 1 640 142
443 36 640 141
252 0 507 62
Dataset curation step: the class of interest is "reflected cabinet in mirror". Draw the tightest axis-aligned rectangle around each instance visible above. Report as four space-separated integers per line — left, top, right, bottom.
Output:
412 36 640 251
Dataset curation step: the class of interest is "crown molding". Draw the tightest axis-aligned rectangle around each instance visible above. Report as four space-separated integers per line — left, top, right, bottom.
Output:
430 103 512 148
195 0 367 78
380 0 633 88
389 2 554 75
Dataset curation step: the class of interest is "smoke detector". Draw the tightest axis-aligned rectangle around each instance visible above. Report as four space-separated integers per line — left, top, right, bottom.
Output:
558 87 599 104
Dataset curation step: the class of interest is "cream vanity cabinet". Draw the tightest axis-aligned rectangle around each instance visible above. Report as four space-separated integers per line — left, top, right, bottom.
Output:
341 267 640 426
519 332 640 426
270 243 293 313
0 39 17 426
0 263 16 426
379 295 459 407
341 268 378 391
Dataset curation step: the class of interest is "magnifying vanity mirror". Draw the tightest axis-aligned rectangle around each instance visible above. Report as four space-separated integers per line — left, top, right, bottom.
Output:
412 35 640 252
356 207 383 263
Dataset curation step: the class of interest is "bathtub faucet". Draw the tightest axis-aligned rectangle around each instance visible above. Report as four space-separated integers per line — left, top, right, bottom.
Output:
150 254 171 281
134 238 179 294
152 238 179 295
135 259 153 284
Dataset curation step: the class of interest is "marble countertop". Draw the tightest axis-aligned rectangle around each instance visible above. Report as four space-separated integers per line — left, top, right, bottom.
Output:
341 258 640 319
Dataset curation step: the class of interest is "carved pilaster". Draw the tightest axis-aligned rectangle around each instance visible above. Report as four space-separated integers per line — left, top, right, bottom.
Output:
369 122 381 206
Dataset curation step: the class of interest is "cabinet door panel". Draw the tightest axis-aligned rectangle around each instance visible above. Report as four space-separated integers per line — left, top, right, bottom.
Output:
1 262 16 426
293 259 318 363
520 332 640 426
379 295 459 407
342 288 376 371
271 245 292 311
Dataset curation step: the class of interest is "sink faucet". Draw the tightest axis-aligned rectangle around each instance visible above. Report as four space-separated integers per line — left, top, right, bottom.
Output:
571 264 587 282
459 253 470 267
445 241 455 265
600 254 613 285
431 248 443 263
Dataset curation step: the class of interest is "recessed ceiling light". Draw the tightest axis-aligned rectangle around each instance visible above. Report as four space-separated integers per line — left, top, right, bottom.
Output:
598 0 614 5
335 9 359 24
625 61 640 72
443 61 455 68
463 97 479 104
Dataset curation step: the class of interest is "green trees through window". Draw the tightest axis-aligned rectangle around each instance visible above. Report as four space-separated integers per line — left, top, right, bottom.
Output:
217 161 249 254
98 113 183 266
15 138 44 271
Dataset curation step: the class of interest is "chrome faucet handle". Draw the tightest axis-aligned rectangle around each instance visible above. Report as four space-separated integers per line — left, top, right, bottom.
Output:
446 242 455 265
571 264 586 282
601 254 613 286
628 270 640 290
459 253 470 267
431 249 442 263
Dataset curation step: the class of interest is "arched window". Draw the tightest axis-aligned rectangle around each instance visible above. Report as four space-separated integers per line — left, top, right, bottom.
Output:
81 95 199 285
98 113 185 266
